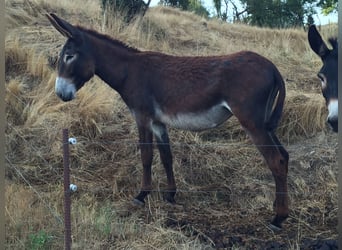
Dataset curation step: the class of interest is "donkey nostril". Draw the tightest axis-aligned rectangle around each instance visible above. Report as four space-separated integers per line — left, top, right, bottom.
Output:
328 116 338 123
56 92 63 99
57 91 73 102
63 93 73 102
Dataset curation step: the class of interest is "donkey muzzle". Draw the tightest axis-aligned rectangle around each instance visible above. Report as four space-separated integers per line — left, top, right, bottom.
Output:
55 77 76 102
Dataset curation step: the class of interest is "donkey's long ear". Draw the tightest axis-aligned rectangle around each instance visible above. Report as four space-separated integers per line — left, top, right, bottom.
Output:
46 13 79 39
308 25 329 58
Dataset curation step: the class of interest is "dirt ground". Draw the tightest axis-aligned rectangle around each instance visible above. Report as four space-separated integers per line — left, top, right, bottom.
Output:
178 134 337 249
172 133 337 249
5 2 338 249
85 132 338 249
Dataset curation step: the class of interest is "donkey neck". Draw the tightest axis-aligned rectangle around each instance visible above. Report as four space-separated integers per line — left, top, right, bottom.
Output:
84 30 139 90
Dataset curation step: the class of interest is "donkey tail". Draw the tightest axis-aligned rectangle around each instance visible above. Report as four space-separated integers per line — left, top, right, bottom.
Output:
264 68 286 132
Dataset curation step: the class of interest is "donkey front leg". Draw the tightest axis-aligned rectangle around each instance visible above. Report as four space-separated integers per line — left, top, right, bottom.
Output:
152 122 177 204
134 125 154 205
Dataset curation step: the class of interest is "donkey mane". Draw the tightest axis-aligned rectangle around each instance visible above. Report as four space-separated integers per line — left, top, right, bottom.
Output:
76 25 140 53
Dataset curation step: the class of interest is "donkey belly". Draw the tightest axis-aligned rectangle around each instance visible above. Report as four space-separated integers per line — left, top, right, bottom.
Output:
156 101 233 131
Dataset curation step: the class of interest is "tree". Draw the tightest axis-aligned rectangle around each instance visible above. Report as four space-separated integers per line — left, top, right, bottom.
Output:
240 0 317 28
160 0 209 17
159 0 190 10
213 0 222 18
101 0 151 23
316 0 338 15
188 0 210 17
240 0 276 27
213 0 247 22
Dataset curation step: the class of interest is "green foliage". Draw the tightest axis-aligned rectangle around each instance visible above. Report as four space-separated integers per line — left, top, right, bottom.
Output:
27 230 52 250
160 0 209 17
213 0 229 21
188 0 210 17
317 0 338 15
240 0 317 28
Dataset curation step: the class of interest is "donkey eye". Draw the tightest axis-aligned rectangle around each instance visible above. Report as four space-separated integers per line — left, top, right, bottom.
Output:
317 73 324 81
318 73 327 89
64 54 76 63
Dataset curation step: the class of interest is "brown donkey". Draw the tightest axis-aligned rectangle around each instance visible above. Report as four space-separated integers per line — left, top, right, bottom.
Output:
47 13 289 229
308 25 338 132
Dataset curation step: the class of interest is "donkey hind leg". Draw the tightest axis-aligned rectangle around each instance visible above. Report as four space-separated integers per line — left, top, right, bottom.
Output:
152 122 177 204
269 132 289 221
248 129 289 229
133 126 154 205
268 132 289 229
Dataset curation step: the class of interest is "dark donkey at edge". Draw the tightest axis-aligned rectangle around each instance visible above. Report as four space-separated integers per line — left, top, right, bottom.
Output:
308 25 338 132
47 13 289 229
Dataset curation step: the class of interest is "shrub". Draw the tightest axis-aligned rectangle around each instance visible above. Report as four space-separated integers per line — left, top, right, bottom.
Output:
101 0 151 23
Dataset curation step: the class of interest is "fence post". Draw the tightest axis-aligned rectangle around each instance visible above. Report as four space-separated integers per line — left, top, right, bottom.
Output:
62 129 71 250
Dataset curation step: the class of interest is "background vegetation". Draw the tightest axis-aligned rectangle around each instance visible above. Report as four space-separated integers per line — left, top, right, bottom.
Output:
101 0 338 27
5 0 337 249
161 0 337 27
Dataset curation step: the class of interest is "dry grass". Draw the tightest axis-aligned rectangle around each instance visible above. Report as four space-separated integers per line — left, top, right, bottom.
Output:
5 0 337 249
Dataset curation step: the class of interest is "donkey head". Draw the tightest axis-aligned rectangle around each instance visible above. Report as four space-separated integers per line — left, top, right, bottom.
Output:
308 25 338 132
47 13 95 101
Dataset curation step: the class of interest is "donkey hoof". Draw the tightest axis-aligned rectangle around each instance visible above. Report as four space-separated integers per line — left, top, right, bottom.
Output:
269 223 282 231
163 193 176 204
164 198 176 205
132 198 145 206
270 214 288 230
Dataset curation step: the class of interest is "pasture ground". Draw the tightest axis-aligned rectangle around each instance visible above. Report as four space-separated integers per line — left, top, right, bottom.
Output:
5 0 337 249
